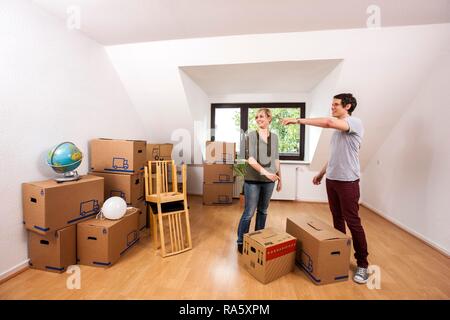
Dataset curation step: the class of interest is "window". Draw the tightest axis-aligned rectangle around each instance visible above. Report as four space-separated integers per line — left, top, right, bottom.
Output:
211 103 305 161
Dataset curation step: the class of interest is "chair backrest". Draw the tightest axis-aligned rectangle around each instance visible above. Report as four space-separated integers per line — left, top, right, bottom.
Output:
144 160 186 197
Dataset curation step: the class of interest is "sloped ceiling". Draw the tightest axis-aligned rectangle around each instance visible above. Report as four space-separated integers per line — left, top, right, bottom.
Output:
33 0 450 45
180 60 342 95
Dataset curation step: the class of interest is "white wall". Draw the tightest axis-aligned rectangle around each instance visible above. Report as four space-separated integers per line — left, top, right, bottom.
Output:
0 0 146 277
177 69 209 164
308 62 343 164
361 52 450 255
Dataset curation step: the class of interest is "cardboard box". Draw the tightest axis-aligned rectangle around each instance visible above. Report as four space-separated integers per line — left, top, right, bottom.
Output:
205 141 236 164
147 143 173 161
22 175 104 235
242 228 296 284
203 183 233 205
286 214 352 285
28 225 76 273
134 201 147 231
90 138 146 174
77 208 140 267
203 164 234 184
90 172 144 205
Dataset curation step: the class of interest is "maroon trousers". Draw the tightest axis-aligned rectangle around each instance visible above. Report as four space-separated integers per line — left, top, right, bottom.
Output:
326 178 369 268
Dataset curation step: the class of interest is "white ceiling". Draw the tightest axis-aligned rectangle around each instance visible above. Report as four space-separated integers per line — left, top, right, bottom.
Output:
180 59 342 95
32 0 450 45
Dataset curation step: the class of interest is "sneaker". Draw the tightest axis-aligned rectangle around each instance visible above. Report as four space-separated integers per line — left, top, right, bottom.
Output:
353 267 369 284
237 244 243 254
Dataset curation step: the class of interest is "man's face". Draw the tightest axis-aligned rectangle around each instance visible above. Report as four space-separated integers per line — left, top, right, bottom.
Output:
331 98 349 117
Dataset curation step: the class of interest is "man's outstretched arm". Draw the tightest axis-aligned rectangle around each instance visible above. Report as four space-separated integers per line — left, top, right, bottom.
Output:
282 117 349 132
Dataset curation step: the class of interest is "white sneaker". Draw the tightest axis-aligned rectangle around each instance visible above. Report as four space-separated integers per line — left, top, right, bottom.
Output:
353 267 369 284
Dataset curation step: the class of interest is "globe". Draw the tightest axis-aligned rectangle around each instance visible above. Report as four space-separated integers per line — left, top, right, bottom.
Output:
47 142 83 181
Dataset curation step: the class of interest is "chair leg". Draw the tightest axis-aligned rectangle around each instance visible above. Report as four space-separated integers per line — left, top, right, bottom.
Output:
151 212 159 250
157 203 166 257
168 214 175 253
183 198 193 249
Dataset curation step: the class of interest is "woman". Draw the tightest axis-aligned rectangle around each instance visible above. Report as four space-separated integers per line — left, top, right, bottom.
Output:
237 108 281 254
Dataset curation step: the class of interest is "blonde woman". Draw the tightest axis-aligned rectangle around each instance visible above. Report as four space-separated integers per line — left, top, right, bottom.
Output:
237 108 281 254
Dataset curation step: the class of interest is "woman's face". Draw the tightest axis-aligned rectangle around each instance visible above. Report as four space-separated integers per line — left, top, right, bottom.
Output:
255 111 271 129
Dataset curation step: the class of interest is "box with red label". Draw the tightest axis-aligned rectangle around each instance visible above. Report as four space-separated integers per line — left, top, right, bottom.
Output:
242 228 296 284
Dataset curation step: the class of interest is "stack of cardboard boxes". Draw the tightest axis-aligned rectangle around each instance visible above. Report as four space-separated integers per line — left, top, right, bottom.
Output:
23 175 104 272
90 138 148 233
203 141 236 205
23 138 150 273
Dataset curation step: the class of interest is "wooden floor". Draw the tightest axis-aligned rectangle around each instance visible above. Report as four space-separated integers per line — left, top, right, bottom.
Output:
1 195 449 300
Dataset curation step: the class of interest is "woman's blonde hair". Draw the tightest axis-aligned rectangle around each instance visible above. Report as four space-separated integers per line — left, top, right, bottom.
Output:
256 108 272 123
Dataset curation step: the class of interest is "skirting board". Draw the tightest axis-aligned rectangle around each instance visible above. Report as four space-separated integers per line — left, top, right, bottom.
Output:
0 260 29 285
361 202 450 258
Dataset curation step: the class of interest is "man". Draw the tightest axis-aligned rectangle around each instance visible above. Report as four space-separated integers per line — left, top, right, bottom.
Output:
282 93 369 284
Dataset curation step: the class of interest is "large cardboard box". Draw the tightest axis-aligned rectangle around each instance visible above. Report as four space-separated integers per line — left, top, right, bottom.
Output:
22 175 104 235
147 143 173 161
203 164 234 184
286 214 352 285
77 208 140 267
28 225 76 273
90 138 146 174
242 228 296 284
90 172 144 205
205 141 236 164
203 183 233 205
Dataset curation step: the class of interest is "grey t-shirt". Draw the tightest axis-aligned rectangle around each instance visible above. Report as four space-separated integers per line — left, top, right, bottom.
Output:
326 116 364 181
244 130 279 182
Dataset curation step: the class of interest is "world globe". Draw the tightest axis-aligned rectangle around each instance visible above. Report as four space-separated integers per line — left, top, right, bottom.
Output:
47 142 83 181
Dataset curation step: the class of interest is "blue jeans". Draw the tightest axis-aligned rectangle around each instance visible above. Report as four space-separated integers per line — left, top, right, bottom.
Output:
237 181 275 244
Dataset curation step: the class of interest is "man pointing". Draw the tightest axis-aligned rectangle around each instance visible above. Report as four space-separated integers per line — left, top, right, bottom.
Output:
282 93 369 284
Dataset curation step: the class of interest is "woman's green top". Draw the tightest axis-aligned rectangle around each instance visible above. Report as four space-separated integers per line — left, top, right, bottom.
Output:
244 130 279 183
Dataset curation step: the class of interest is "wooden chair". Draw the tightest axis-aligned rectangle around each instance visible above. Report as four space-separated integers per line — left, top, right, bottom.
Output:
144 160 192 257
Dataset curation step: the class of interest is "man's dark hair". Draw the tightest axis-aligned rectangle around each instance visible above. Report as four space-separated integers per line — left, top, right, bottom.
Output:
334 93 357 115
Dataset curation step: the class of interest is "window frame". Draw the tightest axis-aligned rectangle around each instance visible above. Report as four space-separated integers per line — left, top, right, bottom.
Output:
211 102 306 161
